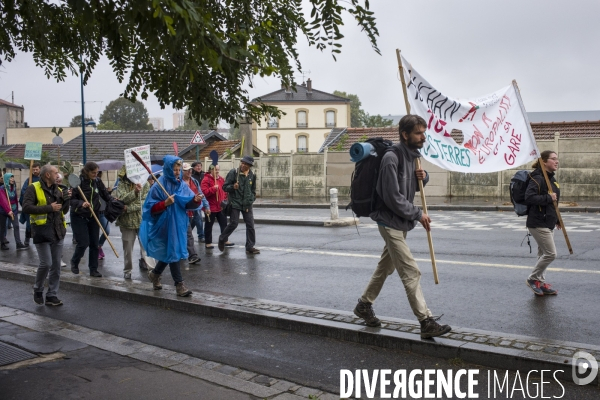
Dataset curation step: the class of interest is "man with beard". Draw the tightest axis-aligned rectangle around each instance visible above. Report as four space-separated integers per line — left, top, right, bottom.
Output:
352 115 452 339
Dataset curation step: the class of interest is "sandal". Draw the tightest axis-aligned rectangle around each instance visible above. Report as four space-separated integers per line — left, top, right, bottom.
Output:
225 242 235 247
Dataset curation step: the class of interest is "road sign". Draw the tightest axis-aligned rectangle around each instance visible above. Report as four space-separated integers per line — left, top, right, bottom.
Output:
190 131 206 144
24 142 43 160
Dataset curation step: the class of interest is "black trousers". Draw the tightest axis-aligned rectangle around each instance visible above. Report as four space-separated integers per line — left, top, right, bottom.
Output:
70 214 100 272
204 211 227 245
219 207 255 250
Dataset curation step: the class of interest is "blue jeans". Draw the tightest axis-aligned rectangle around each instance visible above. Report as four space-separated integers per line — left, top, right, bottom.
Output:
192 211 204 239
98 213 110 247
153 260 183 285
34 239 64 297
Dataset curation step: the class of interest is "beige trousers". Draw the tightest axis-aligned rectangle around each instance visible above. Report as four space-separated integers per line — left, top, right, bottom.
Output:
120 227 156 273
361 225 432 321
528 227 556 282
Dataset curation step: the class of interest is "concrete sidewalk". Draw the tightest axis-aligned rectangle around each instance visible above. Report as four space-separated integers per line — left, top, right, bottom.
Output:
1 261 598 387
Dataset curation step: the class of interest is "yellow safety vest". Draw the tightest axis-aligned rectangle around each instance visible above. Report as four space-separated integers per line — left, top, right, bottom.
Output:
29 182 67 228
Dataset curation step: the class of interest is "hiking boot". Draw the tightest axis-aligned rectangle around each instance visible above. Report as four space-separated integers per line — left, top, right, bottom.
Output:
188 255 200 264
353 298 381 327
45 296 63 306
98 246 105 260
33 291 44 305
139 258 149 271
1 244 8 251
176 281 192 297
246 248 260 254
218 238 225 252
540 282 558 295
526 279 544 296
90 270 103 278
124 272 132 280
198 237 205 243
71 262 79 275
147 269 162 290
420 316 452 339
2 238 8 244
16 243 27 250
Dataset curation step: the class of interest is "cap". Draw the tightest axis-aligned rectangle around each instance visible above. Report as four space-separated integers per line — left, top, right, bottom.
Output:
182 162 192 171
241 155 254 166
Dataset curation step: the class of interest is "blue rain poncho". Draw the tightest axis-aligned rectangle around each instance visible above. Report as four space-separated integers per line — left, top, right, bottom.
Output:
140 156 200 263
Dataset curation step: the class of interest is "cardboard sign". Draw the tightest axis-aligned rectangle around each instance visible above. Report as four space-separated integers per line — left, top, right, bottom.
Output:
24 142 43 160
190 131 205 144
124 145 151 184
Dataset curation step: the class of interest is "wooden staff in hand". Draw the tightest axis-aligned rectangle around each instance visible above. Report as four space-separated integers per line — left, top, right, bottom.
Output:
76 185 119 258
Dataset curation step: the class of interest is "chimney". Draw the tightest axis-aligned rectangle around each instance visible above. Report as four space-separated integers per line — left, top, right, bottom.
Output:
307 78 312 93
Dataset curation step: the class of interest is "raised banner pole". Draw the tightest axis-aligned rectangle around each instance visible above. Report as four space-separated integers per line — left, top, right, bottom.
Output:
512 80 572 254
396 49 439 284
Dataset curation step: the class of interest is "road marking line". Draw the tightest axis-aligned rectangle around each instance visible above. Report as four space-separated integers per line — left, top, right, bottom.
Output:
257 246 600 275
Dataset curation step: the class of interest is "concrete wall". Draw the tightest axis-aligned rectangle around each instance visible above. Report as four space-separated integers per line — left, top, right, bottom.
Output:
195 134 600 199
6 127 94 145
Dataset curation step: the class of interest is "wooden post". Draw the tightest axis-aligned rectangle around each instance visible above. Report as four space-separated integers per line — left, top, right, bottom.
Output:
76 186 119 258
539 159 573 254
396 48 439 284
28 160 33 187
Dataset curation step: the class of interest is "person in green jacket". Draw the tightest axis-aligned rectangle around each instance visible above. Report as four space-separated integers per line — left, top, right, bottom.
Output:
218 156 259 254
114 166 155 279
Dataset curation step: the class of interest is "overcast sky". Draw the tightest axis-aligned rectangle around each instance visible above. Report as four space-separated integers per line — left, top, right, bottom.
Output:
2 0 599 129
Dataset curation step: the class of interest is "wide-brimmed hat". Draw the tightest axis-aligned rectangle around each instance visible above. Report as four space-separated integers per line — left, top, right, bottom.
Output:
182 162 192 171
240 155 254 166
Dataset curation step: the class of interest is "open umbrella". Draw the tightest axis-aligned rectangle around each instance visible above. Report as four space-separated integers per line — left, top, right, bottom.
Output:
5 162 28 169
150 154 164 166
96 159 124 171
151 164 163 175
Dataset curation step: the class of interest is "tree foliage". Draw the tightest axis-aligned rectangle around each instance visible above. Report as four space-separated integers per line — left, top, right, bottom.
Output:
99 97 152 130
362 113 393 127
97 120 122 131
0 0 379 126
333 90 365 127
69 115 95 127
176 109 212 131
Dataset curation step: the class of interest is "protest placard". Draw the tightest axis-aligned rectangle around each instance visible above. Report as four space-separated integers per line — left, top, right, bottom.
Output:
124 145 151 184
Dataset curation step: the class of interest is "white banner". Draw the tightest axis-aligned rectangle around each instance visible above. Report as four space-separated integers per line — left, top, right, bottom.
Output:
124 145 151 184
401 55 540 173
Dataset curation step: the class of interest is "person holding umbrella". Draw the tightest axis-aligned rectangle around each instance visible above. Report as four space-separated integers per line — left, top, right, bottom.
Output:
140 156 204 297
69 162 114 277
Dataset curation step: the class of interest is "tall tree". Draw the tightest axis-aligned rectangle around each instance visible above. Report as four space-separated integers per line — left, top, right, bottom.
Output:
0 1 379 126
362 113 393 127
333 91 365 127
69 115 95 127
99 97 153 131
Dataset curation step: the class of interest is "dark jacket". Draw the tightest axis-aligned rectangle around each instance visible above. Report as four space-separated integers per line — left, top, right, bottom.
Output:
70 175 113 219
524 168 560 230
192 170 205 184
370 143 428 232
22 179 70 244
223 168 256 211
19 175 40 206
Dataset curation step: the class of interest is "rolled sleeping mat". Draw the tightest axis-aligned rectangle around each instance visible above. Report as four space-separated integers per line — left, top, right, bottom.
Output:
349 142 375 163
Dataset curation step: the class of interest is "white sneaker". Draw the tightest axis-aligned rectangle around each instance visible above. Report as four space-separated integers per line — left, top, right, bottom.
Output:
61 261 67 267
124 272 132 280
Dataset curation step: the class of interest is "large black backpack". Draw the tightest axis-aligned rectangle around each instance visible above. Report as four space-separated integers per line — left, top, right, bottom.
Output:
347 138 394 217
509 170 531 216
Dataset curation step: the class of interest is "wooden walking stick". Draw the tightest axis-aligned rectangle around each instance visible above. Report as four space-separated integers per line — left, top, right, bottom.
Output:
68 174 120 259
130 151 171 198
539 160 573 254
396 48 440 284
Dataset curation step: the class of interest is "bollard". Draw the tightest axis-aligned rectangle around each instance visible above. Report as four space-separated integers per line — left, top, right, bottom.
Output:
330 188 339 220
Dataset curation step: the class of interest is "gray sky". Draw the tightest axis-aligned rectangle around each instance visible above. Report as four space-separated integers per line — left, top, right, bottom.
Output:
2 0 599 129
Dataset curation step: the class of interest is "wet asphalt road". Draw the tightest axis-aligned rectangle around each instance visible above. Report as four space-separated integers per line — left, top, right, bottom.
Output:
2 209 599 346
3 278 599 399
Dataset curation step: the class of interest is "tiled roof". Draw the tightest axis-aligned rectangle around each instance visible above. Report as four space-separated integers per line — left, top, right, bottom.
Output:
324 121 600 152
527 111 600 123
252 83 350 103
1 144 60 159
0 99 24 108
319 128 347 153
51 130 224 162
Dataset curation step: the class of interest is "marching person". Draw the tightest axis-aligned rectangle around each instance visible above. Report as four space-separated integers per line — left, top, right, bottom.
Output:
69 162 114 277
20 161 41 246
140 156 204 297
524 150 560 296
191 161 206 242
0 173 27 250
181 162 210 264
97 171 110 260
114 166 155 279
218 155 259 254
56 173 68 267
22 165 70 306
353 115 452 339
201 164 232 249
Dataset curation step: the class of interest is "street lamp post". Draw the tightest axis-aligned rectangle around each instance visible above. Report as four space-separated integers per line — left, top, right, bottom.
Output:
80 70 87 164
